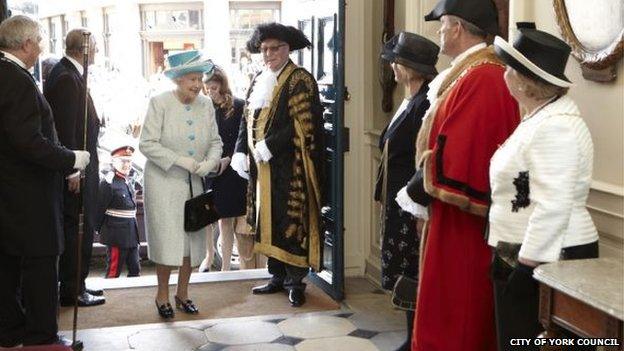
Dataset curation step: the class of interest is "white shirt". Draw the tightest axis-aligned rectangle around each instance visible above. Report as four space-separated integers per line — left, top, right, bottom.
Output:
0 50 27 69
388 98 410 130
450 42 487 67
488 95 598 262
65 55 85 75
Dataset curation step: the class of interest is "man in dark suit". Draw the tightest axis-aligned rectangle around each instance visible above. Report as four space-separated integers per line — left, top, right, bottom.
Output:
44 28 105 307
0 15 91 347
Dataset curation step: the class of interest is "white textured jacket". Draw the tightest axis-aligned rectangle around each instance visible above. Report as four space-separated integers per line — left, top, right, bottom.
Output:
488 95 598 262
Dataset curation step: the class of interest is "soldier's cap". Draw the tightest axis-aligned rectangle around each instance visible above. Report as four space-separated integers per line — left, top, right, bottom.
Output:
111 146 134 158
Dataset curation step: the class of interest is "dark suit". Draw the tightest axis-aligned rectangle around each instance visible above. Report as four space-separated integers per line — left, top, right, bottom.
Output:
96 174 140 277
374 84 429 290
208 98 247 217
44 57 100 298
0 53 75 345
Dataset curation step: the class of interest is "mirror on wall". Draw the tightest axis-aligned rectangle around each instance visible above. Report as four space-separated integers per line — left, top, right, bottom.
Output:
554 0 624 82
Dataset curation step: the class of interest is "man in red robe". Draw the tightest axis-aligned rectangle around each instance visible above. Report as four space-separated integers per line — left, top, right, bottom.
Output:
395 0 520 350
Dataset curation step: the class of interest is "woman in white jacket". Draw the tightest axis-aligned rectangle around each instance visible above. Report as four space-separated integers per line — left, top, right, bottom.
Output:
140 50 223 319
489 23 599 350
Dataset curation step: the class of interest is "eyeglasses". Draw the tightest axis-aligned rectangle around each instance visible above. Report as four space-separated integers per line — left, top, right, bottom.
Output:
259 43 287 54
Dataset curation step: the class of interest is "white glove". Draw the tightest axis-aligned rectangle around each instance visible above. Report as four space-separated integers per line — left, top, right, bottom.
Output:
395 187 429 220
231 152 250 180
175 156 198 173
255 140 273 162
252 149 263 163
195 160 219 177
72 150 90 171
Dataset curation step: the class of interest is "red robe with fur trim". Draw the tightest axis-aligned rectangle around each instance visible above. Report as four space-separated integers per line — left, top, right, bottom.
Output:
412 48 519 351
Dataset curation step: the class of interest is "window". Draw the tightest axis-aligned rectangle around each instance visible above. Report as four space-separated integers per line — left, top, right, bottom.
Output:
140 4 203 31
139 3 204 78
48 20 57 54
61 15 68 40
228 2 280 64
81 11 88 28
103 9 112 63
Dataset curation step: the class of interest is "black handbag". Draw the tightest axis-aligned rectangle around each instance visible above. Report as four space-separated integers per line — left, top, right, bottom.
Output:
184 173 220 232
391 275 418 311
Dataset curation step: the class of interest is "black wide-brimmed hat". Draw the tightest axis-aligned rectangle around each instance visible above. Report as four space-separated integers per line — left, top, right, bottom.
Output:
425 0 499 35
246 22 311 54
494 22 572 88
381 32 440 76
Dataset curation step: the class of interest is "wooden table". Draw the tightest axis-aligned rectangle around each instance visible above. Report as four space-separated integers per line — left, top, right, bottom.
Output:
534 258 623 351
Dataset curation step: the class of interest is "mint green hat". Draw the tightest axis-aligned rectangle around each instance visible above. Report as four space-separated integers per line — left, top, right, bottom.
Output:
163 50 214 79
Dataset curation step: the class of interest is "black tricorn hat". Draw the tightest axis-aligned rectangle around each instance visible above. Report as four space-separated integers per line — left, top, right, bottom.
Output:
381 32 440 76
494 22 572 88
425 0 499 35
246 22 311 54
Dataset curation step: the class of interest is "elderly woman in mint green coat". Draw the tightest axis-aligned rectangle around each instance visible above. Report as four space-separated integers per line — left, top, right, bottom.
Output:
139 50 223 319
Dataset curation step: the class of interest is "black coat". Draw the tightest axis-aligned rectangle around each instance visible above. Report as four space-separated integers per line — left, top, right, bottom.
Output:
44 57 100 231
234 61 325 270
96 174 139 248
208 98 247 218
0 53 75 256
374 84 430 289
374 85 430 203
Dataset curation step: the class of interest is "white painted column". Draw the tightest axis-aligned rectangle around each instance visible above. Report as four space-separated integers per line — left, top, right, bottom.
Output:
111 1 142 77
343 0 377 277
203 0 231 68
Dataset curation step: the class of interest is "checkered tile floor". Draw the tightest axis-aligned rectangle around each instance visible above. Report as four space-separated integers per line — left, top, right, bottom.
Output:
60 278 407 351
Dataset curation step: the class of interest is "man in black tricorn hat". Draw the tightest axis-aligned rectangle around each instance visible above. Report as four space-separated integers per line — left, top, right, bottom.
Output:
231 22 324 307
394 0 520 350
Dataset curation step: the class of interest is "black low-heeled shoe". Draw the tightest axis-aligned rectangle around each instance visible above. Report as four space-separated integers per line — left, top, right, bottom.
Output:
174 295 199 314
155 300 174 319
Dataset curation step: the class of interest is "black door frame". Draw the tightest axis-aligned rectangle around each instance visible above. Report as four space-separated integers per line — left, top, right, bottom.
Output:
0 0 9 23
308 0 346 301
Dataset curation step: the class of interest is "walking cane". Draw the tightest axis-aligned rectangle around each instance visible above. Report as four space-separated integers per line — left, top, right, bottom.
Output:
70 30 91 351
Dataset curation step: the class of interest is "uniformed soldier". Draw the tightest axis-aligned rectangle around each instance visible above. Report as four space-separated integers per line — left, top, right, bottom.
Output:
95 146 141 278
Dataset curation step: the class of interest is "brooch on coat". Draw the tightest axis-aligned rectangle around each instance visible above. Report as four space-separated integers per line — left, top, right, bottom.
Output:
511 171 530 212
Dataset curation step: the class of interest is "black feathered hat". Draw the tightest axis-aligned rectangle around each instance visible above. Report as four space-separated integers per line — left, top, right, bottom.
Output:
494 22 572 88
381 32 440 76
425 0 499 35
246 22 312 53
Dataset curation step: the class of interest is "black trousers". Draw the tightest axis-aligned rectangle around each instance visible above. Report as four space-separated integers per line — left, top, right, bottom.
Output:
105 245 140 278
267 257 309 290
58 193 94 298
492 241 599 351
0 253 58 346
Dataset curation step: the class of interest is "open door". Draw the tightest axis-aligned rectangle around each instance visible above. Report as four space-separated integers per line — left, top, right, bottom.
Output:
295 0 347 301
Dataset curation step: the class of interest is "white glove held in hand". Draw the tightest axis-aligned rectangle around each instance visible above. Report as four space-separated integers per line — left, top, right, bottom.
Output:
72 150 90 170
195 160 218 177
231 152 249 180
255 140 273 162
252 149 263 163
395 187 429 220
175 156 198 172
